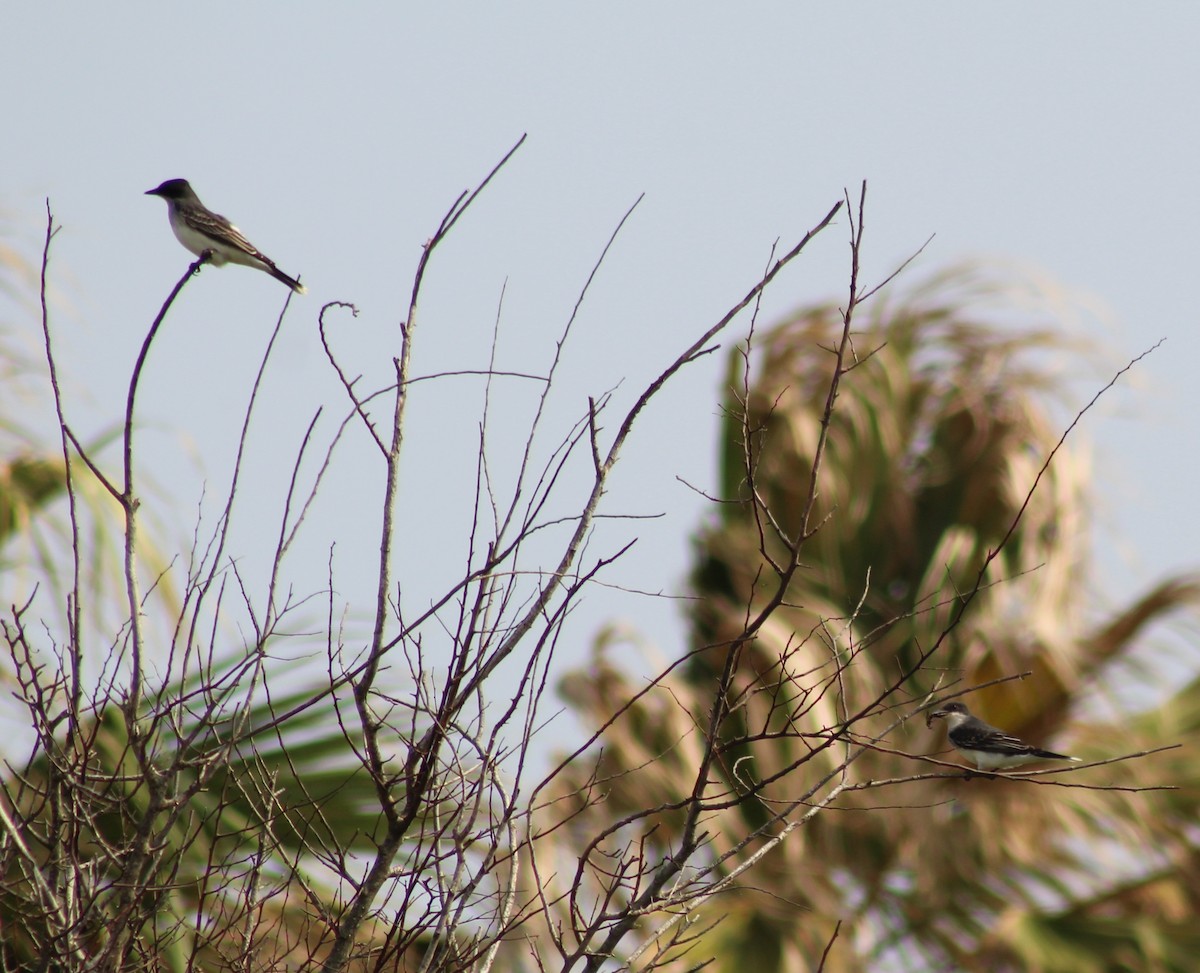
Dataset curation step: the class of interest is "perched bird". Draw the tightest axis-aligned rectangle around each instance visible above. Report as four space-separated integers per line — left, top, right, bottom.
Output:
926 701 1081 772
145 179 306 294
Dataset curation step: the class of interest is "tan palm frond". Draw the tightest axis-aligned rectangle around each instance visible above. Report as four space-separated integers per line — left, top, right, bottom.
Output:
539 267 1200 972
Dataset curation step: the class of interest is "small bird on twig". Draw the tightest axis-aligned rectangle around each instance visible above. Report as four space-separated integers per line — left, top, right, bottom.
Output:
146 178 307 294
926 701 1081 772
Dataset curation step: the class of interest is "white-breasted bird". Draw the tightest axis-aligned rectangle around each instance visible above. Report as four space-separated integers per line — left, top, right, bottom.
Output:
146 178 306 294
926 701 1081 772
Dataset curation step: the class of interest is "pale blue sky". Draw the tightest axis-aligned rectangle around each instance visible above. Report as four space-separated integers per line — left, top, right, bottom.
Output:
3 5 1197 734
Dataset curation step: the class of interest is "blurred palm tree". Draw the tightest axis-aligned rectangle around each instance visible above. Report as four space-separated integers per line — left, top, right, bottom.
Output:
550 268 1200 972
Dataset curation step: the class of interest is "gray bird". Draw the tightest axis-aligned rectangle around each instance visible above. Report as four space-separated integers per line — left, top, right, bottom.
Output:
146 178 306 294
927 701 1081 772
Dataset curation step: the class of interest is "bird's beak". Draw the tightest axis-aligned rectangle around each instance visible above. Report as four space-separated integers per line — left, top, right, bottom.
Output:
925 708 947 728
145 188 161 196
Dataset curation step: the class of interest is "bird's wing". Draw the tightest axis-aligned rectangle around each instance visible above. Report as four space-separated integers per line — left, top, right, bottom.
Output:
187 208 273 263
948 719 1037 755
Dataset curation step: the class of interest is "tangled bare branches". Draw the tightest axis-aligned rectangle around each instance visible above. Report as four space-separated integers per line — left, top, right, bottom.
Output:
0 152 1176 973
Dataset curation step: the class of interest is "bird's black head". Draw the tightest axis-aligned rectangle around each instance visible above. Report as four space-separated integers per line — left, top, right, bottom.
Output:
145 178 193 199
926 700 968 726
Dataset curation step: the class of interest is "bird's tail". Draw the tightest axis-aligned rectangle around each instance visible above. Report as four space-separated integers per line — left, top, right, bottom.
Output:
1032 748 1080 762
270 265 307 294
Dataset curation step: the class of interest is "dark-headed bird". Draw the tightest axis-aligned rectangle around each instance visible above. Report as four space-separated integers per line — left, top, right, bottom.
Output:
927 701 1081 772
146 178 306 294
